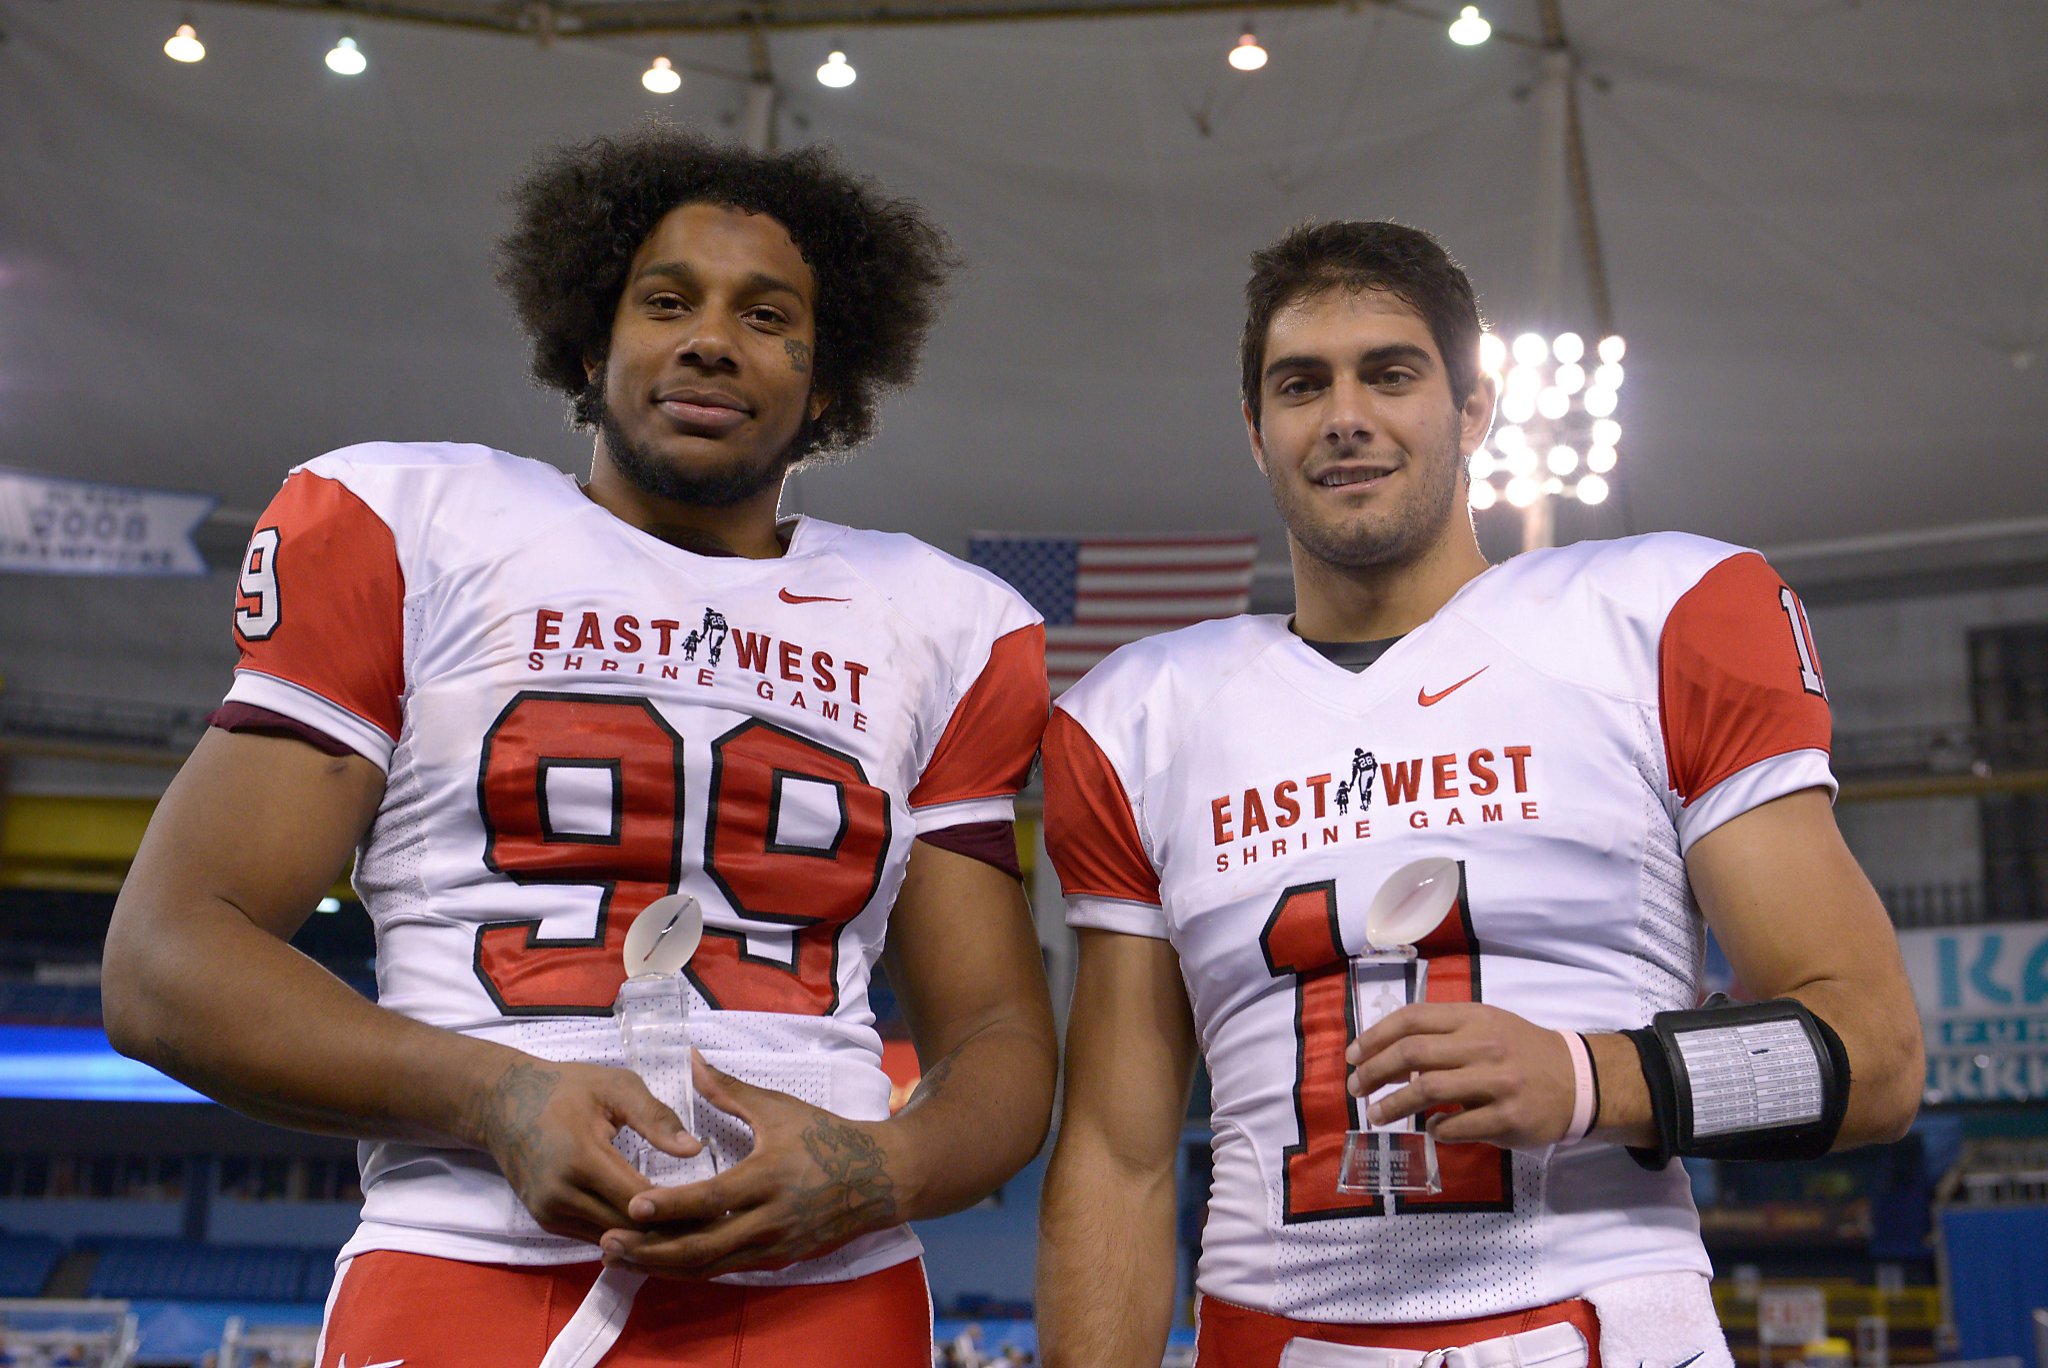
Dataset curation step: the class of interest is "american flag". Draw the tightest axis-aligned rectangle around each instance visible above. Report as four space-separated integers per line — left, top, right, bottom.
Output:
968 533 1261 694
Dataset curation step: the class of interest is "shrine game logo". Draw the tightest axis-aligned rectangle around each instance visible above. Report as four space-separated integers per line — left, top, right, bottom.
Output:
524 603 876 733
1207 742 1541 873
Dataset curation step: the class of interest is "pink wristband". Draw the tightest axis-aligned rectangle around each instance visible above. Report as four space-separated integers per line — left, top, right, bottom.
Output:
1559 1030 1596 1142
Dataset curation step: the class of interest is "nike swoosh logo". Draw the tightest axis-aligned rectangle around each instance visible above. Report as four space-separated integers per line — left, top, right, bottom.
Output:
1417 667 1488 707
340 1357 406 1368
1657 1353 1705 1368
778 589 848 604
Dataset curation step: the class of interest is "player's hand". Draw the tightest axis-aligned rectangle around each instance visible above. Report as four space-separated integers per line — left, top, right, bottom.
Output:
473 1056 702 1245
1345 1003 1576 1150
597 1052 902 1278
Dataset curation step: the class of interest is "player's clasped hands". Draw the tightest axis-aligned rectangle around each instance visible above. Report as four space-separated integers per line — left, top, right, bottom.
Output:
597 1051 901 1280
473 1056 704 1248
1345 1002 1580 1150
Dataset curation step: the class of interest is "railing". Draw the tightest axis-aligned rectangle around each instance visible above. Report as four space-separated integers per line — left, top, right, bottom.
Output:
0 691 210 758
1833 721 2048 782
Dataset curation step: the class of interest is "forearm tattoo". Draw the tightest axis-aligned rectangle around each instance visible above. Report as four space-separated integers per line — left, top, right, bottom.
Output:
479 1060 563 1187
793 1117 899 1243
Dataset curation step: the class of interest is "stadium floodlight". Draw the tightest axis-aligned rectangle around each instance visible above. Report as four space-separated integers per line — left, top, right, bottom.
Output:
1466 321 1628 516
1229 30 1268 71
817 50 856 87
164 21 205 63
325 35 366 75
642 56 682 93
1478 331 1507 375
1448 5 1492 46
1469 480 1498 510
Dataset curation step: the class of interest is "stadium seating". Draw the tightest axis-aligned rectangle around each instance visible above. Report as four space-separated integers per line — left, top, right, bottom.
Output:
0 1230 63 1295
85 1238 331 1302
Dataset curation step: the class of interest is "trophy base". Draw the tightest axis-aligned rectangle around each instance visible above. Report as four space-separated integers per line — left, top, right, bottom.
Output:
1337 1130 1441 1195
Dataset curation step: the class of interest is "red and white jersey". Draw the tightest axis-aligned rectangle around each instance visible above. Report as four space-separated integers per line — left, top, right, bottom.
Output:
223 442 1047 1284
1043 533 1833 1323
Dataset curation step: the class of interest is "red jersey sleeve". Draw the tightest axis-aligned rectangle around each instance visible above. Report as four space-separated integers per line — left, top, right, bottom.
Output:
1659 551 1832 809
223 471 406 767
1042 707 1160 906
908 622 1050 821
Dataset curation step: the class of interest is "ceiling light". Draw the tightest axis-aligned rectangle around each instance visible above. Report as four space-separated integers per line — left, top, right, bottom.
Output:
817 50 856 87
1591 418 1621 447
1505 475 1541 508
1554 362 1586 394
1585 445 1618 474
1576 474 1610 505
1583 386 1618 418
642 55 682 93
1505 445 1539 479
1598 334 1626 364
1551 332 1584 365
1448 6 1491 45
1547 444 1579 476
1469 449 1496 480
164 21 205 63
325 35 366 75
1500 389 1536 425
1494 424 1524 450
1536 387 1570 421
1469 480 1498 510
1229 30 1268 71
1511 332 1548 367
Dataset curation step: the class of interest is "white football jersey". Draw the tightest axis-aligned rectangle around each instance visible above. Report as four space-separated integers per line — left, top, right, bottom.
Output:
222 443 1047 1284
1043 533 1834 1323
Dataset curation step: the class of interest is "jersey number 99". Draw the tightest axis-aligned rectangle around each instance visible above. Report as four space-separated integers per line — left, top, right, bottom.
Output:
473 691 890 1019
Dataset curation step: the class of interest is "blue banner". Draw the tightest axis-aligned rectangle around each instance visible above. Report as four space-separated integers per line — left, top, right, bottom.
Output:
0 468 216 576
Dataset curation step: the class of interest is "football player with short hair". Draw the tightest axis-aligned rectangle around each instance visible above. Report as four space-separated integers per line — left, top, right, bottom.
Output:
104 127 1056 1367
1035 221 1923 1367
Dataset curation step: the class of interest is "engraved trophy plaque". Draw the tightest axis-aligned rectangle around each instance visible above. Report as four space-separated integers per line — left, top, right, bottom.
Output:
1336 857 1458 1196
615 893 714 1183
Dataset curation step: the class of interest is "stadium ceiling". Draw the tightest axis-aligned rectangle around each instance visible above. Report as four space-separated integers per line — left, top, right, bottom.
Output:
0 0 2044 641
203 0 1545 44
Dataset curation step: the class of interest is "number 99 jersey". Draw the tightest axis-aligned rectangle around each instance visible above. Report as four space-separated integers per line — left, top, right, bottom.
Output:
222 443 1048 1285
1042 533 1833 1324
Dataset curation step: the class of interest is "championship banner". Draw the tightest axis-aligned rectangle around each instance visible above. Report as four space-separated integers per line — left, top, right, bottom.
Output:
0 468 216 576
1899 922 2048 1104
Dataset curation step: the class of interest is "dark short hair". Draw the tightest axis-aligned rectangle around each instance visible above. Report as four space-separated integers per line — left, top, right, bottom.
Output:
1240 221 1484 427
495 124 958 459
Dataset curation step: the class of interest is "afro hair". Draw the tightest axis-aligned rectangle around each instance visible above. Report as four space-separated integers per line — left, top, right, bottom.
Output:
495 123 958 460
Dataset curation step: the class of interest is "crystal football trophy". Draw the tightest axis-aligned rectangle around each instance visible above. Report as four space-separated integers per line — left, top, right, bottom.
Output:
1336 858 1459 1196
615 893 715 1184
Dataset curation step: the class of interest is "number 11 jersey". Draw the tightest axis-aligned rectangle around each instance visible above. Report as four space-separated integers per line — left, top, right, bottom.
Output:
222 442 1048 1284
1042 532 1834 1323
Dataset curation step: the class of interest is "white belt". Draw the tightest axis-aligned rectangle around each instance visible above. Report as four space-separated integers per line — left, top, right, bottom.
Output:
1278 1321 1589 1368
536 1266 647 1368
